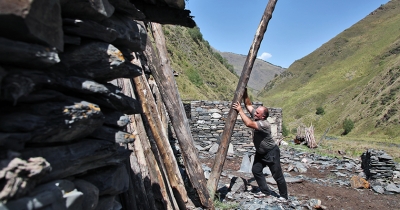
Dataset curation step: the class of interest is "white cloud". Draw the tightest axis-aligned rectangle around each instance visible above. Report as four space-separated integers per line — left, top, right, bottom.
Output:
257 52 272 61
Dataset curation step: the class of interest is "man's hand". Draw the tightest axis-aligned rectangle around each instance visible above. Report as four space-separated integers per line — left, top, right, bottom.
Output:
232 102 243 113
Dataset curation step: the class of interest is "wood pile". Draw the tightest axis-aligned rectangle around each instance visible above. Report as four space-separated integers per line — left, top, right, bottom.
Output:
0 0 212 209
294 125 317 148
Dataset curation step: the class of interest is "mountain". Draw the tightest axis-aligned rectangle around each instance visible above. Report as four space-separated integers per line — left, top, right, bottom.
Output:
258 0 400 141
162 25 239 101
219 52 286 94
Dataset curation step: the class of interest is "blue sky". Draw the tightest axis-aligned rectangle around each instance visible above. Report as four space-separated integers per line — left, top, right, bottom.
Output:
186 0 390 68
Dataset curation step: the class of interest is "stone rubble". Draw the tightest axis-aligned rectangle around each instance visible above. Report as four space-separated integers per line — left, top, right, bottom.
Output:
196 145 400 210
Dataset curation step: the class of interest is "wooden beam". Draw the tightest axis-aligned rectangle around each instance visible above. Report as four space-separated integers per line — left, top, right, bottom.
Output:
206 0 278 198
147 22 213 209
133 64 188 209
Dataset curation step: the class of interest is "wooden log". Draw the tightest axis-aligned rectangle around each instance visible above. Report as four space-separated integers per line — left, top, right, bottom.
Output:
79 164 129 196
0 69 142 114
103 110 130 128
207 0 278 198
89 125 136 144
21 139 130 183
115 78 170 210
0 37 60 69
55 41 142 82
0 132 32 151
0 157 51 202
132 2 195 27
73 179 100 210
0 99 104 144
0 0 64 51
64 34 81 45
108 0 145 19
61 0 115 22
63 18 118 43
147 23 212 209
133 67 188 209
100 15 147 52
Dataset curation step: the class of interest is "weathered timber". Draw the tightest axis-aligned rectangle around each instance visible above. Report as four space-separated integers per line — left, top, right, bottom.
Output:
0 100 104 144
108 0 145 19
100 15 147 52
21 139 130 183
118 160 139 210
0 132 32 151
147 23 213 209
116 79 172 209
0 180 66 210
0 37 60 69
61 0 115 22
131 1 195 27
96 195 121 210
133 68 188 209
0 0 64 51
149 78 168 133
63 18 118 43
64 34 81 45
0 70 142 114
0 157 51 202
89 125 136 144
103 110 130 128
55 41 142 81
207 0 278 198
0 66 6 89
73 179 100 210
79 164 129 196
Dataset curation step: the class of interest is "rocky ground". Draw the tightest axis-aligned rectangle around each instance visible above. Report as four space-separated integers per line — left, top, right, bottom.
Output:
198 145 400 210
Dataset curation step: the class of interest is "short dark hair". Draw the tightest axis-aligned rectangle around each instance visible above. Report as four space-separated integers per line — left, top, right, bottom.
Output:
263 107 269 118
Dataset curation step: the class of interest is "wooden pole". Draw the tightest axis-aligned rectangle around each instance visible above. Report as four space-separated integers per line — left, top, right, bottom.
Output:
148 22 214 209
207 0 278 197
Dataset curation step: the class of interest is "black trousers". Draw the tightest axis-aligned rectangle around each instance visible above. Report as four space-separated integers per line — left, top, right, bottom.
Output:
252 145 288 199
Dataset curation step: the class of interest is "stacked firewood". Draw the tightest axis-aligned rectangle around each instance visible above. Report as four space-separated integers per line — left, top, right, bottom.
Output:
294 125 317 148
0 0 211 209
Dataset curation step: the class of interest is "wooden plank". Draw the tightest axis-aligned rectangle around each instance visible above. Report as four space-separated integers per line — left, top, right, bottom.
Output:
206 0 278 198
147 22 213 209
115 78 168 210
132 63 188 209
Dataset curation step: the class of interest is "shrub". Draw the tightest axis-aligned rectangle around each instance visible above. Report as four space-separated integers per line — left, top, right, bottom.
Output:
342 118 354 135
186 67 203 87
282 123 289 137
316 107 325 115
188 26 203 42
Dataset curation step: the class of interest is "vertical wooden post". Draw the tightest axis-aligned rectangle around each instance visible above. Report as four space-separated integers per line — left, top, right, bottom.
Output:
206 0 278 197
147 23 214 209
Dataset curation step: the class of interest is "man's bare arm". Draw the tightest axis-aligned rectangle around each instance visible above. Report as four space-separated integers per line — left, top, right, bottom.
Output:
243 88 254 113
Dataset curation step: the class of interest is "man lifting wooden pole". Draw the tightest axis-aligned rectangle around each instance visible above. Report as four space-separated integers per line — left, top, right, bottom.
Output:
207 0 278 198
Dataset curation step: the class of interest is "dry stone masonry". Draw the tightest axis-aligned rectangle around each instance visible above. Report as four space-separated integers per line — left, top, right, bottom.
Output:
185 101 283 157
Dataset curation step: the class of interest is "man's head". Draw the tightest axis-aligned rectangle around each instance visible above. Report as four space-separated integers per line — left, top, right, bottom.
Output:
254 106 269 121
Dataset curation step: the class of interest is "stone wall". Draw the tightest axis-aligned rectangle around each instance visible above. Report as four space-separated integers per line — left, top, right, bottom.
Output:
184 101 283 156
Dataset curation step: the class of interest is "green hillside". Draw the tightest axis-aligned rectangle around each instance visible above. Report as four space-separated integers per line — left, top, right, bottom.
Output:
258 0 400 156
162 25 239 101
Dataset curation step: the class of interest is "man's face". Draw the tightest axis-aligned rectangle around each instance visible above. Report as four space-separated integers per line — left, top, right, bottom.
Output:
254 107 266 121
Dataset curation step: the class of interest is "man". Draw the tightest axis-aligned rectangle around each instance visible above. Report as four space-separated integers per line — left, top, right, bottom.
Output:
232 88 288 199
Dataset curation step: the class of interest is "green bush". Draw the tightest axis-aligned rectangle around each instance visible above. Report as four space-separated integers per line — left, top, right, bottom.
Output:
186 67 203 87
342 118 354 135
282 123 289 137
188 26 203 42
316 106 325 115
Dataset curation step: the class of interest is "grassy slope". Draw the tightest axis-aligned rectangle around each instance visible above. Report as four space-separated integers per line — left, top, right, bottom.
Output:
162 25 239 101
258 1 400 158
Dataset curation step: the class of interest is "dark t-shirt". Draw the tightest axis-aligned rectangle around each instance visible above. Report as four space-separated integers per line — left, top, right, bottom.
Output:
251 109 276 154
